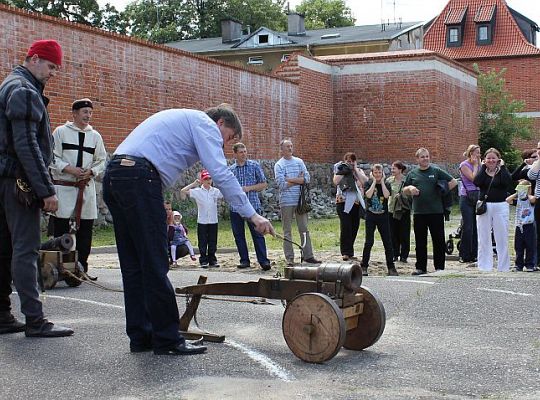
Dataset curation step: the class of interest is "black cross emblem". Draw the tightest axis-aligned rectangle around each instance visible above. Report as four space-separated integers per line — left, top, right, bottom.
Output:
62 131 95 167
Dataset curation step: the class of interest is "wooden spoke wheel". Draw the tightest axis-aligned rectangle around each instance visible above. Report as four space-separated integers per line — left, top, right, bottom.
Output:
343 286 386 351
63 262 84 288
41 262 59 290
282 292 345 363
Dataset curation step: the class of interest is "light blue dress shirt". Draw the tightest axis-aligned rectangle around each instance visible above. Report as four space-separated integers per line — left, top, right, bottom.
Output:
114 109 256 219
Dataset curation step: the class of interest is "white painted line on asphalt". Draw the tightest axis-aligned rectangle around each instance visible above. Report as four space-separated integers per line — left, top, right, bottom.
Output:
35 293 294 381
225 338 294 382
477 288 534 297
40 294 125 309
386 279 438 285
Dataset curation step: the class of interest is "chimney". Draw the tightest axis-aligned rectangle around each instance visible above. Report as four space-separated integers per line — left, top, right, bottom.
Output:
221 18 243 43
287 12 306 36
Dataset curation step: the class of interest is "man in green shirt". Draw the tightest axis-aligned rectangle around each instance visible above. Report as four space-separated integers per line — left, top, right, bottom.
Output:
403 148 457 275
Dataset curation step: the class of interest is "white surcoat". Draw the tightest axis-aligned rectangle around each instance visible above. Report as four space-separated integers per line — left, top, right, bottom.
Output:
50 122 107 219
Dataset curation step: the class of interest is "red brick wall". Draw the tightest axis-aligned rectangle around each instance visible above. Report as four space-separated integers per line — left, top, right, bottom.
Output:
331 57 478 164
463 57 540 149
0 5 299 160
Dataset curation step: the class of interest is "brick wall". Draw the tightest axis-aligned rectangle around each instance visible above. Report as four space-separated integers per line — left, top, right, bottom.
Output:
0 5 300 160
328 52 478 163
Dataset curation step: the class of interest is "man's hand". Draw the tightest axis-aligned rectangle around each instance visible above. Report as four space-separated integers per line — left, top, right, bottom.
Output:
42 195 58 213
250 214 275 235
64 165 86 179
80 169 93 180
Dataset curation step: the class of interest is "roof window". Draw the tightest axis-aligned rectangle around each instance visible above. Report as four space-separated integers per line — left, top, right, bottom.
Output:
474 5 496 45
445 6 467 47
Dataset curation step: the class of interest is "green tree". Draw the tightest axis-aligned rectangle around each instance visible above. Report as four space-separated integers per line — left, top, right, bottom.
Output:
9 0 102 26
475 64 533 169
97 3 129 34
295 0 354 30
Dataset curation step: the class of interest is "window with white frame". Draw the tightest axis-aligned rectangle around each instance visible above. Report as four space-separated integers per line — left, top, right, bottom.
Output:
247 56 264 65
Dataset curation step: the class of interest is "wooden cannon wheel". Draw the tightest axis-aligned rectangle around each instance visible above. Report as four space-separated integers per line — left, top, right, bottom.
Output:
63 262 84 288
343 286 386 351
282 292 345 363
41 262 59 290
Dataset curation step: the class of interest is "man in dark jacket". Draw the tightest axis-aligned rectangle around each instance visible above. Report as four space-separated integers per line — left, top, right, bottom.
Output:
0 40 73 337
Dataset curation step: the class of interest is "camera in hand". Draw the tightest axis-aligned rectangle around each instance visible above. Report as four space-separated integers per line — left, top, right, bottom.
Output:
336 162 352 175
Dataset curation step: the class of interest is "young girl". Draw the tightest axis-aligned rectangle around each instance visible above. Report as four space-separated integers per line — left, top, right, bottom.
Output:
169 211 196 267
360 164 398 276
181 170 223 268
506 180 537 272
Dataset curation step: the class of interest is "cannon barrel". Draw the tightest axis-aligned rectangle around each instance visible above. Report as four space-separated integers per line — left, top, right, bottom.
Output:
285 263 362 291
40 234 74 252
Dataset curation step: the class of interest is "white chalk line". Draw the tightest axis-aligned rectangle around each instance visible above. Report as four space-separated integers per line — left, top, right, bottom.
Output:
476 288 534 297
225 338 294 382
28 293 294 381
385 278 437 285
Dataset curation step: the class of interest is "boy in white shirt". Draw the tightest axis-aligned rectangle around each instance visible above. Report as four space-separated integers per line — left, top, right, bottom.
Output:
181 170 223 268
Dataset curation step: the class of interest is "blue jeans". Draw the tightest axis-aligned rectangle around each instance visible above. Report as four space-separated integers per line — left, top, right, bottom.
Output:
459 195 478 262
230 210 270 265
103 156 183 351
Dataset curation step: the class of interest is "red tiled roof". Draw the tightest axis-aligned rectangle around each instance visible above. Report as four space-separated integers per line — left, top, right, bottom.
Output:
424 0 540 59
445 7 468 24
474 4 496 22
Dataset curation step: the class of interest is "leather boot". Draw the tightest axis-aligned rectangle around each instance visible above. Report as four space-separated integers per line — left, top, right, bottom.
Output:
0 311 25 334
25 318 74 338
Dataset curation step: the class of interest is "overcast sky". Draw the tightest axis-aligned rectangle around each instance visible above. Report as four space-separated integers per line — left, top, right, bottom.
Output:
99 0 540 31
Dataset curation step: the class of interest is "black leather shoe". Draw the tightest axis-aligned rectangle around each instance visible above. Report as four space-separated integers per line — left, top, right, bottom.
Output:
154 342 207 355
237 263 251 269
260 264 271 271
0 313 25 334
411 269 426 276
25 319 74 338
361 265 368 276
303 257 321 264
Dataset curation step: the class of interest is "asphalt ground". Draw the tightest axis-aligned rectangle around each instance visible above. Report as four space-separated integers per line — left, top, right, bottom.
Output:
1 261 540 400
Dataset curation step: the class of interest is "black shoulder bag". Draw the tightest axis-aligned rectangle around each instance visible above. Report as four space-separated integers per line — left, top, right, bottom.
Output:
475 172 495 216
296 184 312 215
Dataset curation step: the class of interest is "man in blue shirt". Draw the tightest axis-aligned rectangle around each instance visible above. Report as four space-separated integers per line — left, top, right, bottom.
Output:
103 104 274 356
229 143 271 270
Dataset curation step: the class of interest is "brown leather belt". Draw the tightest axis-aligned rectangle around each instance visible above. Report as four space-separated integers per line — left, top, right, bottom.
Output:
53 179 89 229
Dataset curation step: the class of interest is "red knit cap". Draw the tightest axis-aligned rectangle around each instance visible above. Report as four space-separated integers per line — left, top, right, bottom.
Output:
27 40 62 66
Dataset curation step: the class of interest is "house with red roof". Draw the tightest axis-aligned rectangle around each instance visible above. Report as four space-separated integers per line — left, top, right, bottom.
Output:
424 0 540 143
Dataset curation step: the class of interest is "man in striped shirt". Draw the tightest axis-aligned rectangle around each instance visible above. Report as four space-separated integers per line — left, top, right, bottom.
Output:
274 139 320 265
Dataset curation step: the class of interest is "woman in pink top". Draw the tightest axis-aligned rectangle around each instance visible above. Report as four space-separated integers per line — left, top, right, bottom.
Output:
459 145 481 263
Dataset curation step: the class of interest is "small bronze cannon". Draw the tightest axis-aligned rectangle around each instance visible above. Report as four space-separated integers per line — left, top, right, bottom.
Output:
38 234 84 290
175 263 386 363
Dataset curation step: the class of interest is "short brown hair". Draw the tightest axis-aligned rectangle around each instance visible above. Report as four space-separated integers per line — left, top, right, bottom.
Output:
205 103 242 139
343 152 357 162
521 149 536 160
415 147 429 158
392 160 406 172
232 142 246 153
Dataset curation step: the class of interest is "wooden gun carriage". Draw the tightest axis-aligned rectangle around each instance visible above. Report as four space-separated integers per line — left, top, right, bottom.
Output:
175 263 386 363
38 234 84 289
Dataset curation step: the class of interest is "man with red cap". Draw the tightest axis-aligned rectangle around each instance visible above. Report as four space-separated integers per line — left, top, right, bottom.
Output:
0 40 73 337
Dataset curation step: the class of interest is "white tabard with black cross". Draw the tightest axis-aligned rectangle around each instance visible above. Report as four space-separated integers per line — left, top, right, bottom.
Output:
50 121 107 219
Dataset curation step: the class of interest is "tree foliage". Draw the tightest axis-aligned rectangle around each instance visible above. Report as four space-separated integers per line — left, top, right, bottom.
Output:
295 0 355 30
474 64 533 169
9 0 102 26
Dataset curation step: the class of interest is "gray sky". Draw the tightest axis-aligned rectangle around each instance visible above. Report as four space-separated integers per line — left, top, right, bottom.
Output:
99 0 540 33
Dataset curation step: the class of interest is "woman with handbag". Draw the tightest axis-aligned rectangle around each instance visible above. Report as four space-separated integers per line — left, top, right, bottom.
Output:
473 148 513 272
458 145 481 263
387 160 411 263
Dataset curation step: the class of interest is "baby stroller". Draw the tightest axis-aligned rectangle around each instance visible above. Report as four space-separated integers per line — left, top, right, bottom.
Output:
445 220 462 255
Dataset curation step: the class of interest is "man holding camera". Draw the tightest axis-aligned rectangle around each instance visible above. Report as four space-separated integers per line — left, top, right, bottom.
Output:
332 152 367 261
